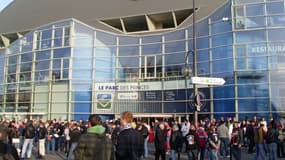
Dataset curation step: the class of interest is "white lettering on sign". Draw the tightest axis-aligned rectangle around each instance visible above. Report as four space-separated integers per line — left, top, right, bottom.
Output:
95 83 149 91
251 45 285 53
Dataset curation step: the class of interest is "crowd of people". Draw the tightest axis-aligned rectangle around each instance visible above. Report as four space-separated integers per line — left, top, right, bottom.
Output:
0 113 284 160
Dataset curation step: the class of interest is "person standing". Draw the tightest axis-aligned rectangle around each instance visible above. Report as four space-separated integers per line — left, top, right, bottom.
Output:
37 121 47 158
0 124 20 160
277 125 285 158
266 122 278 160
208 126 220 160
217 120 230 158
185 125 199 160
154 122 167 160
135 120 149 159
196 125 208 160
254 121 266 160
116 111 144 160
21 120 35 159
170 124 183 160
67 123 81 160
74 114 113 160
230 121 242 160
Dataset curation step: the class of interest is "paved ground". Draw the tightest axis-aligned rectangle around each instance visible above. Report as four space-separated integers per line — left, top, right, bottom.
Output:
24 142 284 160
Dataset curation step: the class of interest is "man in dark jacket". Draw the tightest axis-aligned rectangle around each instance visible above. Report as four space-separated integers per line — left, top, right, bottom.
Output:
155 122 167 160
170 124 183 160
21 120 35 159
74 114 113 160
37 121 47 158
185 125 199 160
67 123 81 160
135 120 149 159
116 111 144 160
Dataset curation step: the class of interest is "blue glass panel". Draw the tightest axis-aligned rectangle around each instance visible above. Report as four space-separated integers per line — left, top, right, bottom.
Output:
74 48 93 58
248 57 267 70
141 44 162 55
74 91 91 101
164 102 186 113
268 15 285 27
41 29 52 40
95 47 116 57
197 62 209 75
21 52 33 62
21 32 34 52
246 17 266 28
197 50 209 62
96 31 116 46
212 59 233 73
238 98 269 113
236 58 246 70
8 55 17 64
238 84 269 97
214 85 235 99
35 60 50 70
95 57 115 69
165 41 185 53
34 71 49 81
213 99 235 114
118 46 139 56
266 2 284 15
54 48 70 58
141 35 162 44
165 52 184 65
20 63 32 72
269 29 285 42
73 58 92 69
73 103 91 121
235 30 266 43
74 23 94 47
119 36 139 45
72 70 92 82
36 50 50 60
213 46 233 59
165 30 185 42
246 4 264 16
73 85 92 91
197 37 209 49
197 20 209 37
212 33 232 47
118 57 138 68
212 22 232 34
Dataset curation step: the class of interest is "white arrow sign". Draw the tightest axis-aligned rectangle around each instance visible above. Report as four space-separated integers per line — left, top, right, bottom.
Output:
191 77 226 85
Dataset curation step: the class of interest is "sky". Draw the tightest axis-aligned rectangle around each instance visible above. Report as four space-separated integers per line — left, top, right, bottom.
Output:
0 0 13 12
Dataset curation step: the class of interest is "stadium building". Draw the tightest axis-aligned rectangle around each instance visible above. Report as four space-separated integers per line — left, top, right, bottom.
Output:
0 0 284 121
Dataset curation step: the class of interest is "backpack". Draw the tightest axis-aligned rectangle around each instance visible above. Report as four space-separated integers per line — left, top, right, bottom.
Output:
0 143 15 160
266 128 277 144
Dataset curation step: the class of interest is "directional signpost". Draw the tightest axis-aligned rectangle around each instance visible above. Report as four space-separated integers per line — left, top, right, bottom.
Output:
191 77 226 86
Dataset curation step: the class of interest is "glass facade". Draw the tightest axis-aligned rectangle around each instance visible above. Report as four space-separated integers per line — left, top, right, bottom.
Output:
0 0 284 121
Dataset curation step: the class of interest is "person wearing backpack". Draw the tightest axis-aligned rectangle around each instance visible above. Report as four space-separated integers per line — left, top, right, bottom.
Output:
0 124 20 160
230 121 242 160
21 120 35 159
185 125 199 160
266 121 278 160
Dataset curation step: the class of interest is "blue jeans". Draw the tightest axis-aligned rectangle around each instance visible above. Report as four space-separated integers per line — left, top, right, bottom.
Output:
268 143 277 160
47 138 55 153
231 146 241 160
208 149 219 160
144 138 148 158
67 142 78 160
254 144 266 160
171 149 177 160
220 137 229 156
21 138 34 158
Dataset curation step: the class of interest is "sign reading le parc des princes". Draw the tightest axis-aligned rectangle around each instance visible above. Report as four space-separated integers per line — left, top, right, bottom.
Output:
191 77 225 86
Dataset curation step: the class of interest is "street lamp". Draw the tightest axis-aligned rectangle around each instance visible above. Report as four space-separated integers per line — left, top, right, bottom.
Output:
182 0 198 128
